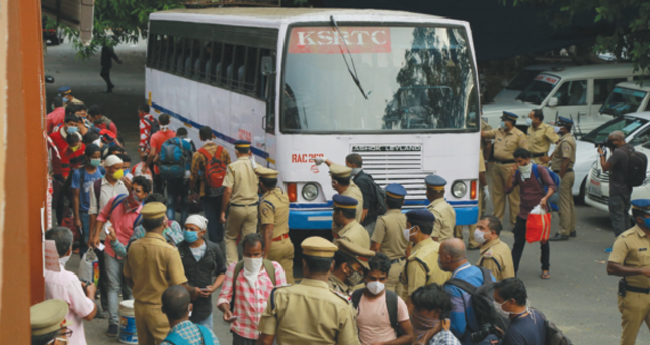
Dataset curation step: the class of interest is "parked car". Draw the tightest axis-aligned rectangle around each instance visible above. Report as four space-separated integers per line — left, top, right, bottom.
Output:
584 112 650 211
482 64 642 134
599 81 650 117
492 64 570 103
42 16 64 45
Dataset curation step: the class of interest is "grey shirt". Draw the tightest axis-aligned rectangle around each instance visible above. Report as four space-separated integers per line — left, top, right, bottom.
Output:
607 144 632 197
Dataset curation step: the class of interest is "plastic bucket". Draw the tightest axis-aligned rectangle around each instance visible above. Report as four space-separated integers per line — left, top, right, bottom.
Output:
118 300 138 344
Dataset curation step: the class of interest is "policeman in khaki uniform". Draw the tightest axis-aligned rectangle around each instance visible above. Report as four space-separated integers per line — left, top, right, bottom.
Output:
607 199 650 345
549 117 578 241
221 140 260 265
455 152 487 250
482 111 528 227
30 299 73 345
255 166 294 284
329 238 376 295
400 209 451 305
332 194 370 249
526 109 559 166
326 163 364 234
425 175 456 242
474 215 514 281
257 237 361 345
371 183 409 293
123 202 188 345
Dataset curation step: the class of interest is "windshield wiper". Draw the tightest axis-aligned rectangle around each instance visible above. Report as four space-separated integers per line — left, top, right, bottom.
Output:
330 15 368 100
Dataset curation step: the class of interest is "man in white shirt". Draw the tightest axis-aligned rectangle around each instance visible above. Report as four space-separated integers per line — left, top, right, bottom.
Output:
44 227 97 345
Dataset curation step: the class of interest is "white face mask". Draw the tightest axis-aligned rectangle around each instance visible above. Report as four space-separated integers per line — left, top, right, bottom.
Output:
519 163 533 180
526 118 533 127
473 229 488 245
553 126 561 133
366 281 385 295
59 255 71 268
350 167 362 176
243 257 263 277
403 227 414 241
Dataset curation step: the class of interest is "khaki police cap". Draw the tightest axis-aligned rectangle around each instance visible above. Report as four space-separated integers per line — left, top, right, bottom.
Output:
337 239 376 269
329 163 352 178
31 299 72 336
140 202 166 219
302 236 338 258
255 167 279 179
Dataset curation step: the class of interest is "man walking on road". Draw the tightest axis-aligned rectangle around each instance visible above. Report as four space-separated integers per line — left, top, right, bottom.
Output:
549 117 577 241
100 45 123 93
482 111 528 228
526 109 559 166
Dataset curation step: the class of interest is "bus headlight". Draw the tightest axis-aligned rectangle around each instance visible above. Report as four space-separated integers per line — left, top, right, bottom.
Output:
452 181 467 198
302 183 319 201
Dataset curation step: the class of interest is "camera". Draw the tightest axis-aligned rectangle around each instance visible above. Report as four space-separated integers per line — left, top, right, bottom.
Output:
594 140 609 148
471 323 499 343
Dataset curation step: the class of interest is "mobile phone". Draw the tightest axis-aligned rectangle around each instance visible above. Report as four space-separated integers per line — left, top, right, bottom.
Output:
229 315 239 321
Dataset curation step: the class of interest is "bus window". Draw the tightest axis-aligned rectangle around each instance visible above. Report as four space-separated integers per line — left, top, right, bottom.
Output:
258 49 272 99
220 44 234 86
147 34 156 66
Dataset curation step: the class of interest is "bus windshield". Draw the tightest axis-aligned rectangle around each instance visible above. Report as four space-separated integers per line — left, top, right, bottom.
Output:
599 87 647 116
281 26 479 133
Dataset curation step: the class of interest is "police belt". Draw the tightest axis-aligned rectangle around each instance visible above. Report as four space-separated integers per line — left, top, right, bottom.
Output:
390 257 405 264
531 152 546 158
272 233 289 242
552 169 574 173
231 202 259 207
495 159 516 164
625 285 650 294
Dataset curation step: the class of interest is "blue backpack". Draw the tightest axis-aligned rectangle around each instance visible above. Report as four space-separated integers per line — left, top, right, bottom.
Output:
517 164 561 212
163 324 214 345
159 138 192 179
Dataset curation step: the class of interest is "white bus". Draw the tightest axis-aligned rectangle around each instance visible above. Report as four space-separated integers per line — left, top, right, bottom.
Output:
145 8 481 232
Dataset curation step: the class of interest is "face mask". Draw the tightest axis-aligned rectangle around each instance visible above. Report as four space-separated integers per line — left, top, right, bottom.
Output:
183 230 199 243
62 96 70 103
131 190 142 203
553 126 561 133
526 118 533 127
112 169 124 180
350 168 362 176
59 255 71 268
90 158 101 167
160 125 169 131
366 281 385 295
519 163 532 180
66 126 78 134
347 268 365 286
643 218 650 229
243 257 263 275
473 229 488 245
500 121 506 129
494 301 512 315
404 226 414 241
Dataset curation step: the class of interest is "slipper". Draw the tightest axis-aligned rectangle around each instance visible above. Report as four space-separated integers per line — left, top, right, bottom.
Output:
541 271 551 279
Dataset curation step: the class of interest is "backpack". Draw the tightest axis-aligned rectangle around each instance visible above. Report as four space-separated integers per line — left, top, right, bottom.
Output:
516 164 561 212
159 138 191 179
444 266 509 339
230 259 276 312
621 146 648 187
355 172 387 218
144 116 160 137
351 288 402 337
163 323 214 345
198 146 228 194
530 308 573 345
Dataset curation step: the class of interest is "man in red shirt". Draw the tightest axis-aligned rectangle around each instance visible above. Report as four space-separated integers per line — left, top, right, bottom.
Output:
61 133 86 173
138 103 156 162
49 114 81 181
88 104 118 137
145 113 176 193
46 97 66 134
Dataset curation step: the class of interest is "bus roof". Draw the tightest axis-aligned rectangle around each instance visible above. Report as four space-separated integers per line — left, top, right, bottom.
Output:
149 7 461 29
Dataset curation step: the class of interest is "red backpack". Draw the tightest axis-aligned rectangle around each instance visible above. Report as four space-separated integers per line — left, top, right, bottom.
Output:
198 145 227 190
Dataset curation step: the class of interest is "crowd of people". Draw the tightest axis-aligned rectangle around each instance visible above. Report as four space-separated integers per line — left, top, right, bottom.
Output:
31 87 650 345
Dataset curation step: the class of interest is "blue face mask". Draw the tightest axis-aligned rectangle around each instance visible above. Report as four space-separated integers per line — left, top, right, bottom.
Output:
644 218 650 229
183 230 199 243
66 126 78 134
500 121 506 129
89 158 101 167
526 118 533 127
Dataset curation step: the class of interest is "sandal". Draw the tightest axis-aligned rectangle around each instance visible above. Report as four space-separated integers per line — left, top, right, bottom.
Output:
541 270 551 279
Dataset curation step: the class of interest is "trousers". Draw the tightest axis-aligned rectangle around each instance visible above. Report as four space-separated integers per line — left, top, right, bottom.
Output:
100 67 114 89
618 292 650 345
267 237 295 285
511 216 550 273
105 252 133 325
492 163 520 227
386 259 405 294
225 204 258 265
134 301 169 345
609 193 632 237
165 178 189 225
558 171 576 236
201 196 224 243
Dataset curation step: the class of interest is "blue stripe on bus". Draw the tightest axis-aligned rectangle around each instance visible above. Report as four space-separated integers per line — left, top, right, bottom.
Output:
150 102 269 159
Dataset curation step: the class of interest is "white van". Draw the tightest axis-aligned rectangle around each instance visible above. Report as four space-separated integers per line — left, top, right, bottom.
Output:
599 81 650 117
492 64 564 103
482 64 641 133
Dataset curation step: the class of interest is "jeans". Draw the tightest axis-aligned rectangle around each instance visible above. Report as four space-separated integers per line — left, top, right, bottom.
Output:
166 178 189 224
79 211 90 257
194 314 213 331
609 193 632 237
232 332 257 345
105 252 132 325
153 173 164 195
95 246 108 311
201 196 224 243
511 216 550 273
363 220 376 238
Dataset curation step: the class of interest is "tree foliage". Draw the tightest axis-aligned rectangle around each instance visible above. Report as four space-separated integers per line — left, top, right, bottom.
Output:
506 0 650 74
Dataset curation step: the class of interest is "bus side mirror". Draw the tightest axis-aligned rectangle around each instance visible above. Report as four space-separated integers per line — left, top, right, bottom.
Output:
548 97 558 107
261 56 275 76
45 75 55 83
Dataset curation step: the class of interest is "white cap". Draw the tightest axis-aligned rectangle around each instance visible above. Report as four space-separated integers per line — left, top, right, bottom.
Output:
185 215 209 230
104 155 123 167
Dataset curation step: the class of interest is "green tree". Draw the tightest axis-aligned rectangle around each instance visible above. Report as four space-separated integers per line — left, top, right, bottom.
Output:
507 0 650 74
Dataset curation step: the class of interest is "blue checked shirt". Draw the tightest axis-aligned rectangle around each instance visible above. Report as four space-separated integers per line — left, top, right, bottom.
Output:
429 330 462 345
160 320 220 345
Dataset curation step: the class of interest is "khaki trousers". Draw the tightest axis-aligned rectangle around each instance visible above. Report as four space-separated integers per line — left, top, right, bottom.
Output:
454 186 487 248
531 157 549 166
134 301 169 345
268 237 295 284
492 163 519 227
618 292 650 345
558 171 576 236
386 259 405 294
225 205 258 265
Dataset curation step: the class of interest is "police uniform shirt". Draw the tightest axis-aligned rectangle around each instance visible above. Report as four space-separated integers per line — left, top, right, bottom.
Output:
477 238 515 282
259 187 290 238
335 220 370 249
479 149 486 173
258 279 361 345
328 275 352 296
403 238 451 296
344 181 364 223
527 122 559 155
427 199 457 241
551 132 576 171
483 127 528 161
371 209 408 260
124 232 188 304
222 156 259 205
609 225 650 288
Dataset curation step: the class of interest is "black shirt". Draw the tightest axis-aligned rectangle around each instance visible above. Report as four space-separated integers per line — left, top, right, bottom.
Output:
353 170 378 226
100 46 119 68
501 309 546 345
607 144 632 197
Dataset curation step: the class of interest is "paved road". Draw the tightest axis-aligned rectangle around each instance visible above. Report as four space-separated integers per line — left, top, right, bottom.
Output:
45 40 650 345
